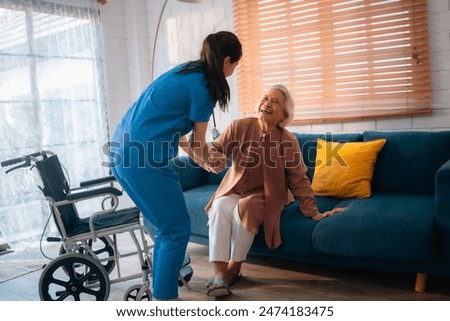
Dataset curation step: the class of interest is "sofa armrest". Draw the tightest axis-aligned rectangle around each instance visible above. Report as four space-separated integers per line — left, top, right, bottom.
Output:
436 159 450 228
170 155 210 191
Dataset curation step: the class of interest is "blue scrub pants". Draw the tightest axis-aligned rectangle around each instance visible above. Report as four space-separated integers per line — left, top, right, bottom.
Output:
112 163 191 300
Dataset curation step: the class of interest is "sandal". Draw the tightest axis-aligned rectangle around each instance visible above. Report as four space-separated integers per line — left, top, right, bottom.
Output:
206 278 214 289
206 272 243 289
206 278 232 297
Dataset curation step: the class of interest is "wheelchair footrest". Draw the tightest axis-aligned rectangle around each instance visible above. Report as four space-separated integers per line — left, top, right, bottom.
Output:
178 265 193 287
178 253 193 287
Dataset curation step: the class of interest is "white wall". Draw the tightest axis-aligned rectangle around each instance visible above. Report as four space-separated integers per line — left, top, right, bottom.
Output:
99 0 450 136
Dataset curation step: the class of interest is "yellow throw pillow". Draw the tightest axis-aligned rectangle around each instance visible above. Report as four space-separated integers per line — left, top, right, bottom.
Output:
311 138 386 198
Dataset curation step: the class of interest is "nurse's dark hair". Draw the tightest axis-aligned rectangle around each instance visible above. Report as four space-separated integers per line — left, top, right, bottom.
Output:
179 31 242 112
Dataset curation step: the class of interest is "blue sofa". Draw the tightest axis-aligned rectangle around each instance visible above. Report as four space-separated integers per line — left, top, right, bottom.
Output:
171 130 450 292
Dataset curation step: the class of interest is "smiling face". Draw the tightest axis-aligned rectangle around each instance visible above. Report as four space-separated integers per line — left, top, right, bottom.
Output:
258 88 287 130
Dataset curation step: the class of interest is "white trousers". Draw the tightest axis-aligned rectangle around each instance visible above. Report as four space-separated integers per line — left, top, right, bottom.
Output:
208 194 256 262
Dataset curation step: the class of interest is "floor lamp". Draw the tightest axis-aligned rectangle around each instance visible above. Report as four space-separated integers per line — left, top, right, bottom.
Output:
150 0 219 138
151 0 206 82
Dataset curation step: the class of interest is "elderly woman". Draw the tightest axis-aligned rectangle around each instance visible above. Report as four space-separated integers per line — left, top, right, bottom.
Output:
203 84 345 297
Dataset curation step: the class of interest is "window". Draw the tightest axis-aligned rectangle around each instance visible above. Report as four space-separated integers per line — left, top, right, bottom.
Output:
0 0 109 247
233 0 431 124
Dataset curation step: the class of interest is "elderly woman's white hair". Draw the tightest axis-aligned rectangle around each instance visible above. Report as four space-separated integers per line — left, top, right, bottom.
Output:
256 84 295 127
272 84 295 127
255 84 295 127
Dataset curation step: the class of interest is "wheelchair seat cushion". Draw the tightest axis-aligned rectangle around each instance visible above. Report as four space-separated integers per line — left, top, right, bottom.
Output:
69 207 141 237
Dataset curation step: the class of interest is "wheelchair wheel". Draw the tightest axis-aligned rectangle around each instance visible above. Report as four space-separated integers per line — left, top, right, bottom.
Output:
59 237 115 274
39 253 110 301
123 284 152 301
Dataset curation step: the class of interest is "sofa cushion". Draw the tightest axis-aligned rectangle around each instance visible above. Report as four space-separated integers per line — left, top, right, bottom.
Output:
170 155 209 191
311 138 386 198
294 133 363 181
364 130 450 194
311 193 437 263
252 196 340 257
315 195 342 213
184 185 215 239
208 168 228 185
252 202 316 257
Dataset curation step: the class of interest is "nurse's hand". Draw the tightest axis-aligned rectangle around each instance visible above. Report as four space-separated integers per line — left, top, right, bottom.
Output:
205 151 227 173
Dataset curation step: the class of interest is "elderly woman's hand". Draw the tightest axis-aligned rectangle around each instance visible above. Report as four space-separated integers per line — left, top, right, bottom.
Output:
312 207 347 221
204 151 227 174
196 150 227 173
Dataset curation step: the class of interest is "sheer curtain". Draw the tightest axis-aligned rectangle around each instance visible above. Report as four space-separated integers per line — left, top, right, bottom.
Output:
0 0 109 249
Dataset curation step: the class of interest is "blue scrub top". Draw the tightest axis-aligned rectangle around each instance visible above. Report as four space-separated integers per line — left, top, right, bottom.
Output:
112 63 213 166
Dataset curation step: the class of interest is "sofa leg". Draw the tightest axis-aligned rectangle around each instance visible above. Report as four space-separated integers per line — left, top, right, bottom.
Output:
415 273 427 293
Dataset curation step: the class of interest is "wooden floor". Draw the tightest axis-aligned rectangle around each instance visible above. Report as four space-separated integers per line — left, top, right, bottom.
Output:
1 239 450 301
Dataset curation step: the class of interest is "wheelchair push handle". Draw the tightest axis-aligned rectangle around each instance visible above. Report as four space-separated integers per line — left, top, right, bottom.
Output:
1 151 53 173
1 151 44 167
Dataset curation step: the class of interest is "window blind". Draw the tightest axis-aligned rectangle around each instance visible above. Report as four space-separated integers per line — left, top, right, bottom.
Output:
233 0 431 124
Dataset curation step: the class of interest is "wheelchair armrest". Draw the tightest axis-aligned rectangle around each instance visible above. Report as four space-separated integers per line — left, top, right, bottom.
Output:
79 175 116 187
66 186 122 201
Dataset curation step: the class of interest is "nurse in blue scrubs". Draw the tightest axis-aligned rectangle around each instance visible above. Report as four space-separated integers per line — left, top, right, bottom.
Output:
109 31 242 300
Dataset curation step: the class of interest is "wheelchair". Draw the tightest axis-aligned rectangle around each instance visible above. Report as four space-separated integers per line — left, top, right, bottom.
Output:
1 150 193 301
